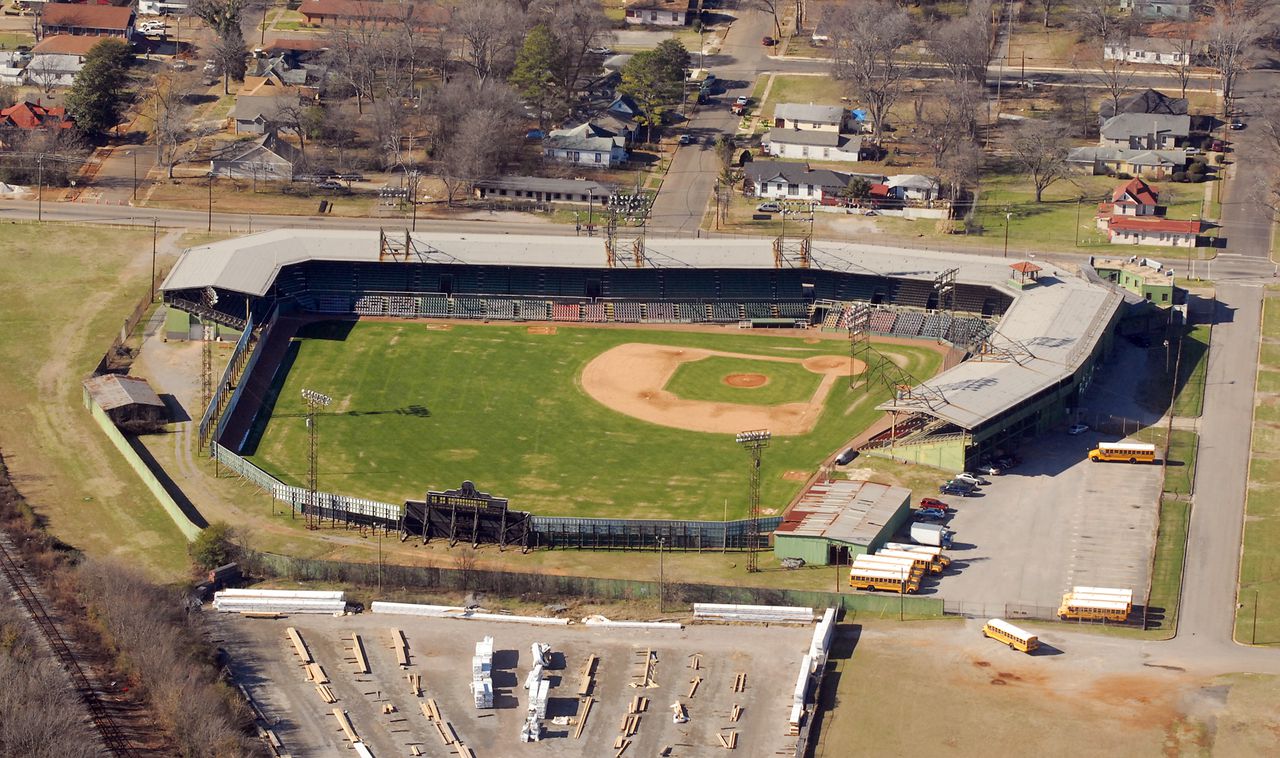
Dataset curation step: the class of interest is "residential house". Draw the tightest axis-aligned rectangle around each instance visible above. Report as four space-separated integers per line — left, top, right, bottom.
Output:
1118 0 1194 20
745 161 850 202
1098 88 1188 120
1107 216 1202 247
885 174 941 203
543 122 628 168
232 95 295 134
624 0 696 27
810 22 829 45
210 132 301 181
26 35 107 88
296 0 450 30
773 103 850 133
1099 113 1190 150
1066 146 1188 178
1104 37 1192 66
263 37 333 61
473 176 616 206
1098 177 1161 218
246 52 314 88
238 76 318 101
766 129 863 162
0 100 75 132
38 4 134 40
0 50 30 86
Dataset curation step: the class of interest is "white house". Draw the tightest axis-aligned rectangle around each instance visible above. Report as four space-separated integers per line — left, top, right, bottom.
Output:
1104 37 1192 66
773 103 850 133
26 35 105 88
1099 113 1190 150
1118 0 1193 20
210 132 300 181
745 161 850 202
765 129 864 162
885 174 941 202
0 50 30 86
623 0 694 27
543 122 628 168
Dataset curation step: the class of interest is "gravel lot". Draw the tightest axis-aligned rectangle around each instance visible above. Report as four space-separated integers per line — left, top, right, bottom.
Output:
213 611 813 757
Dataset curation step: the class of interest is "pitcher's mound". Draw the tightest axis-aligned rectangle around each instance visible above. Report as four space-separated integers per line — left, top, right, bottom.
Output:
724 373 768 388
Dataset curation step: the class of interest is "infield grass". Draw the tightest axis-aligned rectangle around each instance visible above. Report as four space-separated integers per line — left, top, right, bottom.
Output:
664 355 825 406
248 321 941 520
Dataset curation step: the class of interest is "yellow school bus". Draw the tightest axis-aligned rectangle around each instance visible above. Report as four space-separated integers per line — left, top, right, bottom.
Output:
983 618 1040 653
874 548 946 574
1057 588 1132 622
1088 442 1156 463
883 542 952 568
848 566 920 594
853 555 926 581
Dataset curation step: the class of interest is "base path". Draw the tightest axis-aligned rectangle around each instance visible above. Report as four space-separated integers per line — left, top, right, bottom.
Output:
580 343 863 435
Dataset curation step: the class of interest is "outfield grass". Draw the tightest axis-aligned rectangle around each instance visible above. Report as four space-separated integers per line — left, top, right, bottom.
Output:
1238 297 1280 644
0 223 188 576
249 322 941 520
664 355 825 406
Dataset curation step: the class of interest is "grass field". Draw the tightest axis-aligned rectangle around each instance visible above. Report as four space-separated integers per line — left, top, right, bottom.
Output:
1138 324 1211 418
248 321 941 520
665 355 824 406
1238 296 1280 644
0 223 188 576
1146 498 1189 636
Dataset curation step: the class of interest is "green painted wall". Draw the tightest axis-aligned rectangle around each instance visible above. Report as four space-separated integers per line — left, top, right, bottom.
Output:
773 492 911 565
865 436 968 472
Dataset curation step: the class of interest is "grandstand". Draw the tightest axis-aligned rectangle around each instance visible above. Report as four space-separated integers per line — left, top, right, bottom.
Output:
162 230 1121 473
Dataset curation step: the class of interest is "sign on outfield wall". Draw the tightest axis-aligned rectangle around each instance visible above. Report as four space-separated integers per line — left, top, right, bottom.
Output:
424 480 509 512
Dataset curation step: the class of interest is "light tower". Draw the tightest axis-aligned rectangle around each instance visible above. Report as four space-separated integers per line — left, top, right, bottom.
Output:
302 388 332 530
735 429 771 573
198 286 218 451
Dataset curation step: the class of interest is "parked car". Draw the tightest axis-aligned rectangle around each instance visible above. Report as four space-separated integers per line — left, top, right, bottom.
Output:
916 507 948 521
919 497 949 511
1184 146 1203 156
1068 423 1089 435
734 95 749 106
756 201 781 213
834 448 858 465
587 46 613 55
138 21 166 34
678 133 695 145
315 180 345 190
976 464 1001 476
1229 119 1246 130
953 472 987 486
940 482 976 497
1210 139 1228 152
762 36 777 46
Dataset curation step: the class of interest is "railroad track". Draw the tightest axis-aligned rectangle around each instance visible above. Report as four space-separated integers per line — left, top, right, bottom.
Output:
0 535 135 756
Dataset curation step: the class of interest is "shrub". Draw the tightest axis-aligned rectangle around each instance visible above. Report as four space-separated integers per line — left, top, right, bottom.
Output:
189 521 236 571
1116 172 1132 180
1171 171 1187 183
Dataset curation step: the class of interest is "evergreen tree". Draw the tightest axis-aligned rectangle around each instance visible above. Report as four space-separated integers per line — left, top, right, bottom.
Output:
65 39 133 136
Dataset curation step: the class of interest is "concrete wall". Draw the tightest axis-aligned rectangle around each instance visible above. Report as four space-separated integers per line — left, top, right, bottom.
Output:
866 435 968 472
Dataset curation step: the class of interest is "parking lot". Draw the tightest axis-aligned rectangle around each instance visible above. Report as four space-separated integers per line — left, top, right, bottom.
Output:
213 611 812 757
924 429 1164 614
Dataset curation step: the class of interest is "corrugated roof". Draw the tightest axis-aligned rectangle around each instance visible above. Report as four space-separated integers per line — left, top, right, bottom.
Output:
774 103 845 125
775 480 911 546
83 374 165 411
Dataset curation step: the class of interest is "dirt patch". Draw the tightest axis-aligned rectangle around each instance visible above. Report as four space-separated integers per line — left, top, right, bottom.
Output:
724 373 768 388
783 470 811 481
527 326 557 335
422 323 452 331
802 354 864 376
579 343 865 436
804 337 821 344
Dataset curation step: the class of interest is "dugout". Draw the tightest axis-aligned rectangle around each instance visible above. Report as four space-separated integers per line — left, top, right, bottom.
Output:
773 480 912 566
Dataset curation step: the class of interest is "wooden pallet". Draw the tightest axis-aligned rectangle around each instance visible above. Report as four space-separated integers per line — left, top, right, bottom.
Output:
732 673 747 693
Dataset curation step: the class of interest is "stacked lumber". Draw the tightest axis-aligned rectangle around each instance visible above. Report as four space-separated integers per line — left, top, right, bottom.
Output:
407 672 422 697
730 703 742 722
286 627 312 664
214 589 346 615
716 730 738 749
687 677 702 698
331 709 359 743
391 628 410 667
732 673 747 693
573 697 593 739
305 663 328 684
350 634 369 674
577 654 598 696
315 684 337 703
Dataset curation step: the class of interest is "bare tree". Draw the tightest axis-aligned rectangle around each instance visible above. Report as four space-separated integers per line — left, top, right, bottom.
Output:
926 12 994 84
530 0 612 117
324 23 380 113
1079 57 1135 123
1036 0 1056 28
450 1 526 83
1161 37 1197 101
272 98 314 162
826 0 915 143
431 78 524 204
938 141 982 209
1070 0 1118 42
920 83 981 168
756 0 784 39
150 72 217 178
1204 4 1262 117
1009 119 1071 202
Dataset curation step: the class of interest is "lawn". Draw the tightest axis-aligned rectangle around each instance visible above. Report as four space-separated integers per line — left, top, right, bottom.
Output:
0 31 34 49
664 355 825 406
1238 296 1280 644
0 223 189 576
1163 430 1198 496
754 74 848 122
248 321 941 520
1145 498 1189 636
142 178 382 217
1137 324 1211 418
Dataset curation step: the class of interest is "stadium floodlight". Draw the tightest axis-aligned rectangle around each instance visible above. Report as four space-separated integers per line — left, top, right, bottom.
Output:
735 430 771 445
302 389 332 407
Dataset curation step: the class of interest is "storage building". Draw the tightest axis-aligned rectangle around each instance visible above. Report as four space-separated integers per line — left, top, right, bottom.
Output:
773 480 913 566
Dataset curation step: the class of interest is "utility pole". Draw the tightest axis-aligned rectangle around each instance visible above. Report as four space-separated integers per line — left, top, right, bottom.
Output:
302 388 332 530
1003 212 1011 258
657 536 666 612
207 172 214 232
736 430 771 573
36 155 43 222
150 218 158 303
199 286 218 452
1075 196 1083 246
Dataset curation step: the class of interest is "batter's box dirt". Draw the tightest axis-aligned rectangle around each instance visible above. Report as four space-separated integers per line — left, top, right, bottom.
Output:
783 470 811 481
527 326 558 335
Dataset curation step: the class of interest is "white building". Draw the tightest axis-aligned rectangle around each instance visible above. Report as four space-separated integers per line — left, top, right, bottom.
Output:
1103 37 1191 66
765 130 864 162
885 174 941 202
623 0 694 27
745 161 850 202
772 103 850 133
543 122 628 168
26 36 106 88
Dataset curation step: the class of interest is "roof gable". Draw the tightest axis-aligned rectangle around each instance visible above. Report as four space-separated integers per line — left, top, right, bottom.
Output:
1112 178 1159 206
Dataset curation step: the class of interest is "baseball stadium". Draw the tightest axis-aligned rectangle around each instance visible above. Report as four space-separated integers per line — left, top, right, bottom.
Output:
161 229 1122 549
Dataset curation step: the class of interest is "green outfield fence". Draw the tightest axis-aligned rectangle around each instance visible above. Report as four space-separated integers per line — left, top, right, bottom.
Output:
237 549 945 619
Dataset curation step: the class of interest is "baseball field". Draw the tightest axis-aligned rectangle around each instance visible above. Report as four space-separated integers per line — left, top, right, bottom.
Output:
248 320 942 520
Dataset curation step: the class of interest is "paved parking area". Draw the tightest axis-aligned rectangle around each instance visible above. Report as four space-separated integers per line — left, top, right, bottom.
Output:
213 611 811 757
925 430 1163 614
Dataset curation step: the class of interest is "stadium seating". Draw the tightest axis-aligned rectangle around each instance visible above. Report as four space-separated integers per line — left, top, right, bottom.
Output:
613 301 643 322
417 295 449 317
645 301 677 322
317 295 353 313
744 302 774 319
604 270 661 298
819 307 843 330
676 302 703 322
891 311 926 337
894 280 935 309
664 270 717 299
708 302 739 322
518 300 548 320
454 296 486 319
921 312 952 339
387 296 415 318
551 302 582 321
776 301 809 320
582 302 607 322
717 272 774 300
485 299 517 320
868 309 897 333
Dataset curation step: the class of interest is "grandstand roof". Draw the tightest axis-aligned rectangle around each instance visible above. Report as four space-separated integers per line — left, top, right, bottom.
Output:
161 230 1122 432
